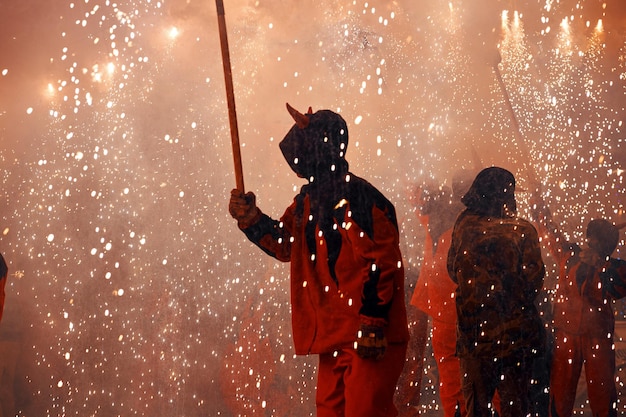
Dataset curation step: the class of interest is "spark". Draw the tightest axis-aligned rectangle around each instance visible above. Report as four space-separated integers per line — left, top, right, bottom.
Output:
168 27 179 39
1 1 625 416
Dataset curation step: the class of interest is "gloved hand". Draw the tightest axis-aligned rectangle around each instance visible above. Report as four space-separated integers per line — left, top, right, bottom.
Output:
229 189 260 228
580 247 603 267
356 317 387 361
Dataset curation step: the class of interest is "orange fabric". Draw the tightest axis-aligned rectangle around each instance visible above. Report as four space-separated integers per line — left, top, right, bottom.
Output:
243 181 409 355
286 195 408 354
317 344 407 417
432 320 466 417
549 330 617 417
410 225 457 324
410 214 463 417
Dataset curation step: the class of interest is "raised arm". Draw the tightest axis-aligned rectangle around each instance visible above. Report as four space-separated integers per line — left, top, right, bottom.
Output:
529 192 570 264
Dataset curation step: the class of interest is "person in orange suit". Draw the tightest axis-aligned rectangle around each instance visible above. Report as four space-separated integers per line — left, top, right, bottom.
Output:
229 103 409 417
531 194 626 417
410 172 472 417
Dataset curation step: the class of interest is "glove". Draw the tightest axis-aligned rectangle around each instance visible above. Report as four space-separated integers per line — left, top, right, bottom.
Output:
580 247 603 267
229 189 260 228
356 317 387 361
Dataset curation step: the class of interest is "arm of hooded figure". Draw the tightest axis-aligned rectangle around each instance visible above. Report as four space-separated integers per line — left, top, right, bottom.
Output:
229 188 293 262
529 192 571 265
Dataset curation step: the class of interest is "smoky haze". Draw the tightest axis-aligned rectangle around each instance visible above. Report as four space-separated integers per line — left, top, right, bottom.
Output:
0 0 625 415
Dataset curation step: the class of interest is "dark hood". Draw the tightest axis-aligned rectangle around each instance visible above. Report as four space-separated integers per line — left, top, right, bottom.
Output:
461 167 517 217
279 105 349 181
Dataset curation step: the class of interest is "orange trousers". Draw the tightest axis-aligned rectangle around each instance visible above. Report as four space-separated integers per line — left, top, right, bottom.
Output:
316 343 408 417
549 329 617 417
432 320 466 417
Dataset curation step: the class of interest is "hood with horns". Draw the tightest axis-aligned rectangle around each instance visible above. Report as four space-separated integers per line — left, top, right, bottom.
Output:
279 103 349 180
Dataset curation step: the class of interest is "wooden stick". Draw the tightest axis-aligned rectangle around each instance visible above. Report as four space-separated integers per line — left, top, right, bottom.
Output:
216 0 245 192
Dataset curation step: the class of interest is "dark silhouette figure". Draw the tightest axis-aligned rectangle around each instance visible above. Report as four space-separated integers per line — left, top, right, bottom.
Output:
447 167 545 417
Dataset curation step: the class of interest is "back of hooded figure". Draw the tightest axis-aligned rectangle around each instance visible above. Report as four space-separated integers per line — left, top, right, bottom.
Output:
447 167 545 358
446 167 545 417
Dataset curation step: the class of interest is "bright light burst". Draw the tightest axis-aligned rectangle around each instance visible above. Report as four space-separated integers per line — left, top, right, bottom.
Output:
168 26 180 39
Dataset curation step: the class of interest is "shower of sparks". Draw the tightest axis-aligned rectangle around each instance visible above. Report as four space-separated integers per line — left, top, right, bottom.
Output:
497 8 626 246
0 0 625 416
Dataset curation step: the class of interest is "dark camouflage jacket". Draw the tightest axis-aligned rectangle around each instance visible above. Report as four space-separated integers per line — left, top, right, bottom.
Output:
447 211 545 358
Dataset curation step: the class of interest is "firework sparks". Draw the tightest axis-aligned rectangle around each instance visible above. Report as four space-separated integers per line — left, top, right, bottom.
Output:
0 1 624 416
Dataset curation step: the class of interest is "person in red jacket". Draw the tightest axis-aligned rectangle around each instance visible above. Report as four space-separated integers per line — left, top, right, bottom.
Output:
229 103 409 417
531 197 626 417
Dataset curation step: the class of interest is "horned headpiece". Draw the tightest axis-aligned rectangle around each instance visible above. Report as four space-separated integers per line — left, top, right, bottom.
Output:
279 103 349 180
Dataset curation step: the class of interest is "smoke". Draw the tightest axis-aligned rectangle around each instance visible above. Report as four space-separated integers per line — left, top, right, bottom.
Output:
0 0 625 415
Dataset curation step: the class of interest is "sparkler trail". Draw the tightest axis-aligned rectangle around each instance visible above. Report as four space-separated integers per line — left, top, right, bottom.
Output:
0 0 624 416
498 7 626 245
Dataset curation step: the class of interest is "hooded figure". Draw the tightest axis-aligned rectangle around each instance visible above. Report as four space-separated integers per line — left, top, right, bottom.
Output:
460 166 516 218
279 104 349 180
228 104 409 417
586 219 620 258
447 167 545 417
531 193 626 417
